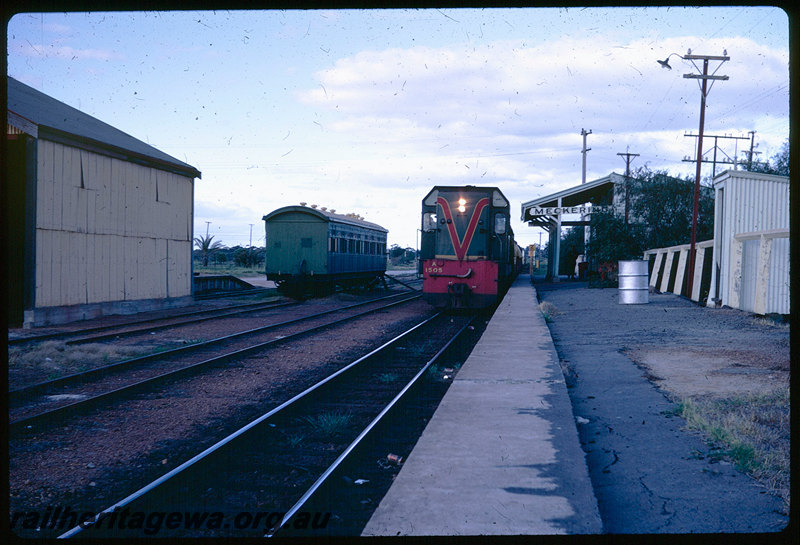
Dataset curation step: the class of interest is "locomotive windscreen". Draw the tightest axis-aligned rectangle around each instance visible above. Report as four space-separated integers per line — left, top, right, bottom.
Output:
422 187 509 261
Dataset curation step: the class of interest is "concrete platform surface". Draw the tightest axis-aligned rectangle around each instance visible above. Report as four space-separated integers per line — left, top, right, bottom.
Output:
362 276 602 536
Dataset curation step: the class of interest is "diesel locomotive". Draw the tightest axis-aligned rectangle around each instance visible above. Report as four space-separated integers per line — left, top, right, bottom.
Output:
263 205 388 297
419 186 520 309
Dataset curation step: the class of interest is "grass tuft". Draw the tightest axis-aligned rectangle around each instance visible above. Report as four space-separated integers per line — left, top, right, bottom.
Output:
302 411 352 438
675 388 790 512
376 372 398 383
538 301 560 322
8 340 149 384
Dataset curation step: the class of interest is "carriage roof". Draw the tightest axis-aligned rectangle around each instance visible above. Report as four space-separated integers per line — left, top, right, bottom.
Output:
262 205 388 233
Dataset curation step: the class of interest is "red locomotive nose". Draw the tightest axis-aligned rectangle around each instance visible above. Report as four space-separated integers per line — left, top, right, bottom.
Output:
419 186 518 309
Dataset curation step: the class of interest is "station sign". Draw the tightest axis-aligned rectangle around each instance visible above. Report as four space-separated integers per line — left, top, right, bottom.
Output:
524 205 608 221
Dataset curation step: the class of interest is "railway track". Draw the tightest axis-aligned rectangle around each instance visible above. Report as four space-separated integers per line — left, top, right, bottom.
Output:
57 312 477 538
8 276 420 348
6 296 289 346
9 291 424 431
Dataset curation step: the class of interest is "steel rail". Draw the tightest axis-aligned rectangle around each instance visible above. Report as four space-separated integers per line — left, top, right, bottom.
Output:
384 274 422 291
7 297 289 346
9 290 420 403
11 293 423 432
266 317 474 537
63 300 296 345
57 312 442 539
192 286 271 300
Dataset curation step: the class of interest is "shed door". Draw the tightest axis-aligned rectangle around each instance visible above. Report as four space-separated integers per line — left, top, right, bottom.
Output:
5 136 34 326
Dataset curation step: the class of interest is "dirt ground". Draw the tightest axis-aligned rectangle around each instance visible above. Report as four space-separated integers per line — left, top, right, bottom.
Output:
627 344 789 398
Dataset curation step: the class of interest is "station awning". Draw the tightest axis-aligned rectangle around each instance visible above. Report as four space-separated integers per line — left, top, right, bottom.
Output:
520 173 624 229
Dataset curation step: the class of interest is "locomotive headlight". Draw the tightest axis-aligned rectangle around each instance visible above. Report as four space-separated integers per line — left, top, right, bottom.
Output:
457 198 467 213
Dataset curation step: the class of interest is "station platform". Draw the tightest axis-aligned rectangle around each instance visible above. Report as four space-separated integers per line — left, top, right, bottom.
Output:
362 275 602 536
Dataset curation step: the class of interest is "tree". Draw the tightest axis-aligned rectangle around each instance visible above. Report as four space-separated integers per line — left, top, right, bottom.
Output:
193 235 225 266
388 244 416 265
626 168 714 250
587 209 642 264
587 167 715 264
233 246 264 268
388 244 406 259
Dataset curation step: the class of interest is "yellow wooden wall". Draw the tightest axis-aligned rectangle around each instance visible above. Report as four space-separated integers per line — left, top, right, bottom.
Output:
34 139 194 308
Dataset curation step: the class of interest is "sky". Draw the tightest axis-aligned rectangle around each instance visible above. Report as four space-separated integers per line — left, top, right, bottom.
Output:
6 6 791 250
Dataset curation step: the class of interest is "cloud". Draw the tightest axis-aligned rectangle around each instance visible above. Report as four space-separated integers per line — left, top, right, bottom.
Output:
282 31 789 248
12 41 123 61
300 35 787 146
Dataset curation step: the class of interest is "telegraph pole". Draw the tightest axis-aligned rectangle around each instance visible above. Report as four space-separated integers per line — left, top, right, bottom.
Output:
580 128 592 260
743 130 761 170
617 149 639 224
683 51 729 298
581 128 592 184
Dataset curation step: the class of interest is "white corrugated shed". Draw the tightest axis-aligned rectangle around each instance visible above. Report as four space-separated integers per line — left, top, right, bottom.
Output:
708 170 789 314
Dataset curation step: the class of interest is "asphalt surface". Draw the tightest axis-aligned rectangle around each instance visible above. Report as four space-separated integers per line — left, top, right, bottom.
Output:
535 279 789 536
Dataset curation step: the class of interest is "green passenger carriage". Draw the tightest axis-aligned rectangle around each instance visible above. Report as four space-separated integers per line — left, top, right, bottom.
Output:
262 205 388 297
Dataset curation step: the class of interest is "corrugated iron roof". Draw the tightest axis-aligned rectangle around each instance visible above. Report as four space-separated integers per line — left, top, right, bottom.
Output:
7 76 201 179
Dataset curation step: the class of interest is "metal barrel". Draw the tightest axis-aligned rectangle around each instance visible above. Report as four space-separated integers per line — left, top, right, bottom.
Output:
618 260 649 304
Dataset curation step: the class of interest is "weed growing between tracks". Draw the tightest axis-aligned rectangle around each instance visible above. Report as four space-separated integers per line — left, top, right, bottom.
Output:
675 388 790 513
8 341 149 384
302 411 353 438
7 339 204 388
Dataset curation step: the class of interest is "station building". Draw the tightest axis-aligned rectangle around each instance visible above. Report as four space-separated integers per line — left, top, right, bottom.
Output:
5 77 202 327
520 172 628 280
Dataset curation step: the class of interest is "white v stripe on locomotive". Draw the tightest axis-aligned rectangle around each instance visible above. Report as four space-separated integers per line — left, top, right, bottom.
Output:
436 196 490 262
420 186 522 309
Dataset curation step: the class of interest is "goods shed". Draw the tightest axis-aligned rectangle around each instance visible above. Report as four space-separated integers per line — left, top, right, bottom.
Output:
5 77 201 327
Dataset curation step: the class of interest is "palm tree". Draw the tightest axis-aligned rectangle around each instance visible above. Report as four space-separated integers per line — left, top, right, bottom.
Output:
194 234 225 266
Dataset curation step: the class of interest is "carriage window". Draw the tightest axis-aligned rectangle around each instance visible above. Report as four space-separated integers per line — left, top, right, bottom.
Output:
301 237 312 248
423 212 437 232
494 213 506 234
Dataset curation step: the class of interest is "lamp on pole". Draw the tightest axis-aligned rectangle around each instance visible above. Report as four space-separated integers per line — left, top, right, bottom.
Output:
658 49 729 297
